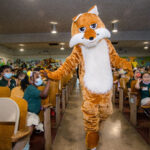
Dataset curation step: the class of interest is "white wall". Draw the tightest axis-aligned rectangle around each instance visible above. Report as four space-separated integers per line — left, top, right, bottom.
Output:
0 46 14 64
13 54 69 63
12 48 71 62
1 45 150 64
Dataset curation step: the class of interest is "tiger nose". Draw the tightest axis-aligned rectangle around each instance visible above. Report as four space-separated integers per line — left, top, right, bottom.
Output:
89 37 94 40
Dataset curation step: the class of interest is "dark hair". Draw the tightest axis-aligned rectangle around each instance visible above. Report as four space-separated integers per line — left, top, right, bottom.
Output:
20 75 29 91
145 67 149 72
17 71 26 78
141 72 150 78
133 70 137 74
0 65 12 73
33 67 42 72
27 67 32 71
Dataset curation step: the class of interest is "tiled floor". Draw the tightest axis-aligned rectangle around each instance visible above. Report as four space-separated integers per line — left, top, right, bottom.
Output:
52 82 150 150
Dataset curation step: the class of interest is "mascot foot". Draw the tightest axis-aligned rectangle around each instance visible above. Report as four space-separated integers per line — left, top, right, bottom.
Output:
86 131 99 150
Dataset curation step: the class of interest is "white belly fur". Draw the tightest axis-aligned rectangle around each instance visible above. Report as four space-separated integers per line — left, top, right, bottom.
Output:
81 39 113 94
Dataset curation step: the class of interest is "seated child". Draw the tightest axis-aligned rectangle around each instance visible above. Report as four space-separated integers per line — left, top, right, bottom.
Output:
23 68 50 132
0 65 16 90
127 69 141 92
135 72 150 106
135 72 150 116
11 74 29 99
16 71 27 86
22 67 28 74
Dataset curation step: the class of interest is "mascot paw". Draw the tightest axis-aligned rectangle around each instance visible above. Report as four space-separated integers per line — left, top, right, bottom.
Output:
40 70 52 78
40 69 60 80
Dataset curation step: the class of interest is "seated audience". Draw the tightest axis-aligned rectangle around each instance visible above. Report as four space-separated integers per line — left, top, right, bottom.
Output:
139 66 145 74
0 65 16 90
135 72 150 117
23 68 50 133
127 69 141 92
11 74 29 99
23 67 28 74
16 71 27 86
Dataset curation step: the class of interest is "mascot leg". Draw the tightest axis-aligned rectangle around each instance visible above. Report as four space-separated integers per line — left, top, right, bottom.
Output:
81 91 113 149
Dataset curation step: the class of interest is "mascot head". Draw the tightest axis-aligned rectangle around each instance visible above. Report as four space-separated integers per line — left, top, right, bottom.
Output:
69 5 111 48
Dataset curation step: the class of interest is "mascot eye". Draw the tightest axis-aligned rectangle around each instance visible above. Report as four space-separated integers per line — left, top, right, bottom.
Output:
90 24 97 29
79 27 86 33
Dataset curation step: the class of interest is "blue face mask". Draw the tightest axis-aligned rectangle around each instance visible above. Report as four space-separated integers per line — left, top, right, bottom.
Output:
4 73 13 79
23 70 27 74
35 78 43 86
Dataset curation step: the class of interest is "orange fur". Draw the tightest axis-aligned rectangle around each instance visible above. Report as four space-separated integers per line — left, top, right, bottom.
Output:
44 5 133 149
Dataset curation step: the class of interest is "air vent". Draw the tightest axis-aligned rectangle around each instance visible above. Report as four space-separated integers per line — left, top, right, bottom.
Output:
118 48 123 52
48 43 59 46
112 41 118 45
43 50 48 53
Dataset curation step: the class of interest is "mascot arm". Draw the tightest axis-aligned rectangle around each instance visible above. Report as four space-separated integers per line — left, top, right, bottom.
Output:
44 46 81 80
106 39 133 77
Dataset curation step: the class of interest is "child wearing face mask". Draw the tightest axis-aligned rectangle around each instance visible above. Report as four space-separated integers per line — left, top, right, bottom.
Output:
23 68 50 133
0 65 16 90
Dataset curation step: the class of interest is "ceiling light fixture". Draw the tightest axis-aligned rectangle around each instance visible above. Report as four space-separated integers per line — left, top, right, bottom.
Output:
60 42 65 50
60 46 65 50
60 42 65 45
144 41 149 44
112 22 118 33
20 48 24 52
144 46 149 50
50 22 58 34
112 20 119 23
19 44 24 47
143 41 149 50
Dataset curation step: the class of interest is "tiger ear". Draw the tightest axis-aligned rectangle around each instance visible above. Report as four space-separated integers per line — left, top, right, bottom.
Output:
88 5 99 16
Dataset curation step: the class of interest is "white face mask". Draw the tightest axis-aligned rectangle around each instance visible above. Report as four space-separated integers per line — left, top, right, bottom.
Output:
35 78 43 86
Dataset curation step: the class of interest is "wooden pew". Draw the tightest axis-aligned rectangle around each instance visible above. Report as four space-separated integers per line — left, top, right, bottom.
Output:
128 80 150 143
112 83 117 103
119 77 129 112
38 86 52 150
10 86 52 150
60 77 66 112
60 73 74 111
40 81 61 128
0 97 30 150
112 71 119 104
128 80 141 125
0 87 11 97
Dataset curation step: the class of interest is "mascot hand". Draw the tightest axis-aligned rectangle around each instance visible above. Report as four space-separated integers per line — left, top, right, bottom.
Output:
40 69 52 78
40 70 60 80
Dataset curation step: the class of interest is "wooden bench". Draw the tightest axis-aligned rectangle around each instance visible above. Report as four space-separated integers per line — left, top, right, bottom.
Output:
0 87 11 97
39 81 61 128
0 97 30 150
128 80 150 143
118 77 129 112
10 86 52 150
